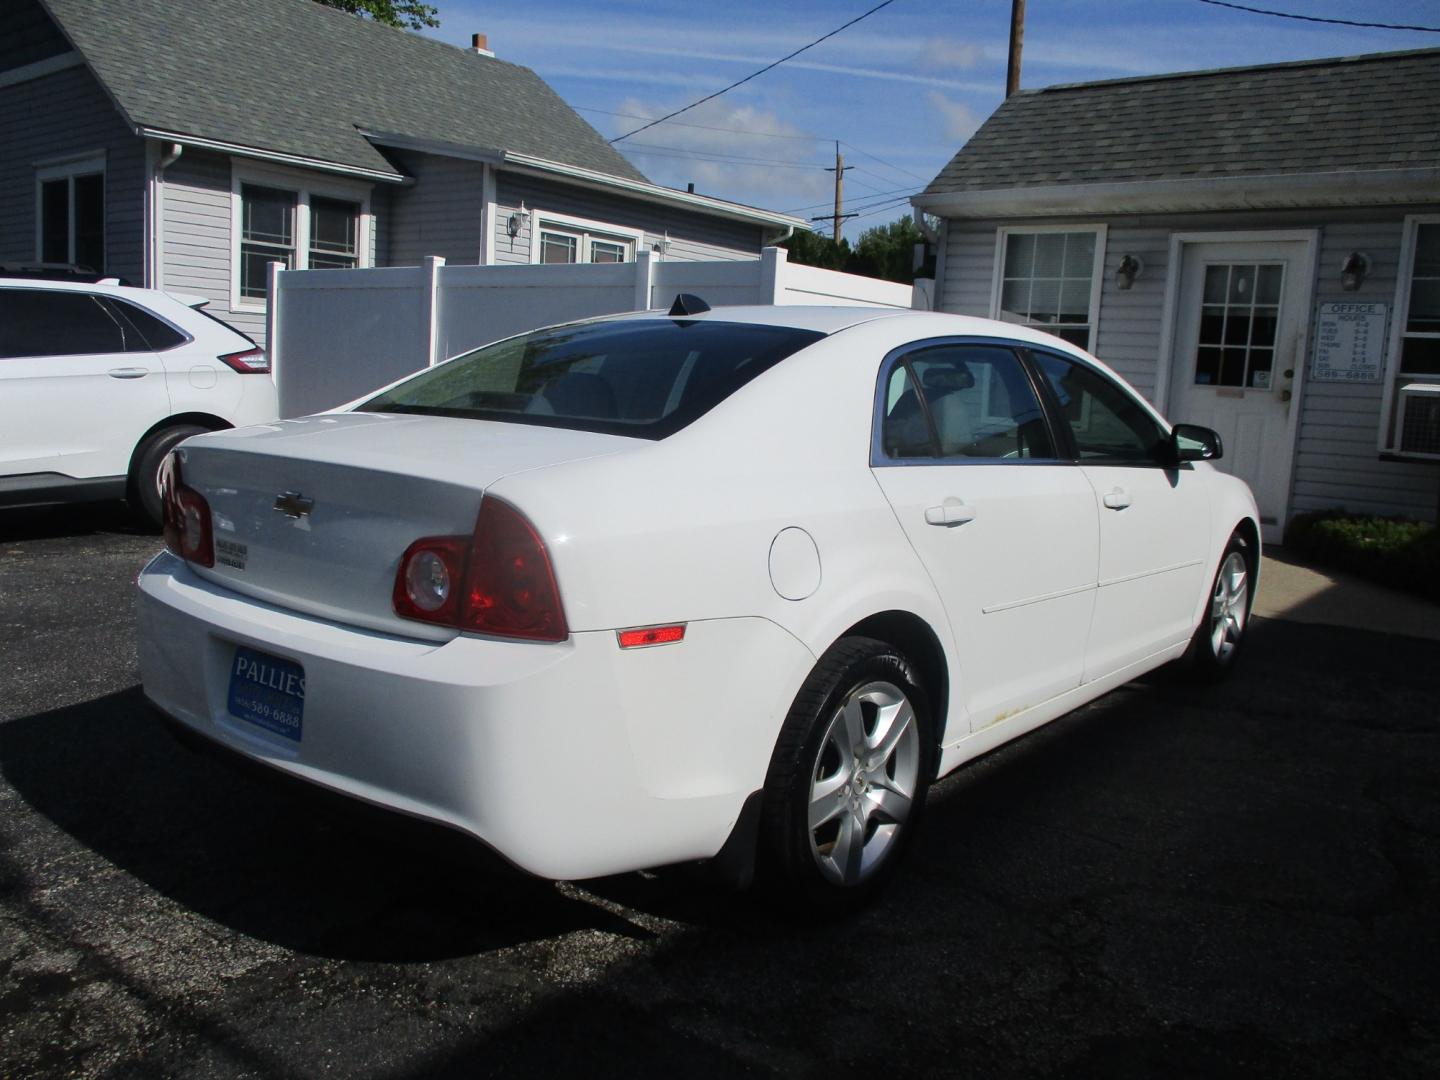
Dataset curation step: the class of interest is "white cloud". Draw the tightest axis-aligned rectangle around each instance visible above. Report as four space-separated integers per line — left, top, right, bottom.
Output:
611 98 833 211
927 92 982 142
919 39 984 72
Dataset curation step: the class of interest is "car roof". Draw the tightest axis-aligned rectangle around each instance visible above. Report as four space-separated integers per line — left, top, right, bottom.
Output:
0 276 208 309
606 304 1098 354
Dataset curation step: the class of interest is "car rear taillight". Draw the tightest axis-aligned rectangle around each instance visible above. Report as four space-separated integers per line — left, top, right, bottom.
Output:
393 496 568 642
218 347 270 373
159 453 214 567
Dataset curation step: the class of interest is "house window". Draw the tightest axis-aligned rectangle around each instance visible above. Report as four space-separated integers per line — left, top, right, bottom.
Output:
530 212 640 265
36 156 105 272
308 196 360 270
233 171 369 307
1399 222 1440 376
239 185 297 299
1382 215 1440 455
994 227 1104 350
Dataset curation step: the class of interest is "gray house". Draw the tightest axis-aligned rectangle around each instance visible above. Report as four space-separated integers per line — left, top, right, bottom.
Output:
914 48 1440 537
0 0 802 345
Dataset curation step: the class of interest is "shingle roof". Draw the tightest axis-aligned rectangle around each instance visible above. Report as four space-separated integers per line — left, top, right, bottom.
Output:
40 0 647 183
923 48 1440 197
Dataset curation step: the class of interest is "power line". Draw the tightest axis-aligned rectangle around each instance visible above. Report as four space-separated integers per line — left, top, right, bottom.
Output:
576 106 824 143
610 0 903 143
1195 0 1440 32
839 141 932 183
624 141 832 170
780 184 918 215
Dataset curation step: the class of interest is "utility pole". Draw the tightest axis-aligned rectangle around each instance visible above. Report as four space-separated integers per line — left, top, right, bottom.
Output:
827 141 853 243
1006 0 1026 98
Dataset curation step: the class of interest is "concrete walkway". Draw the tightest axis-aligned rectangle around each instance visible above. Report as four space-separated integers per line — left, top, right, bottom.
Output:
1256 547 1440 642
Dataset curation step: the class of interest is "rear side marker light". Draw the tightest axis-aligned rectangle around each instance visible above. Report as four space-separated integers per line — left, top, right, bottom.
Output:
617 625 686 649
218 347 270 373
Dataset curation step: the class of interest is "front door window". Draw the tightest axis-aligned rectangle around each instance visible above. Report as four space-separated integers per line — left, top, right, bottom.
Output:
1194 263 1283 390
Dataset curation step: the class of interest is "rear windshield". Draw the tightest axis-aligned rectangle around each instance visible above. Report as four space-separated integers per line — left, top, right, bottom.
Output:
357 319 825 439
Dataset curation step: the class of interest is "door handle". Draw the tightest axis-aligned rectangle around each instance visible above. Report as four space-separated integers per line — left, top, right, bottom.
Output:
107 367 149 379
924 500 976 526
1102 488 1131 510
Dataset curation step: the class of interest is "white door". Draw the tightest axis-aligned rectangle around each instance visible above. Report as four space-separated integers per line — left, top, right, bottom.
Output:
1168 239 1312 542
871 342 1098 731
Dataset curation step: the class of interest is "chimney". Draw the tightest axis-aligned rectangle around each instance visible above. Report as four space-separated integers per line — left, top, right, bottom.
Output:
470 33 494 58
686 182 695 194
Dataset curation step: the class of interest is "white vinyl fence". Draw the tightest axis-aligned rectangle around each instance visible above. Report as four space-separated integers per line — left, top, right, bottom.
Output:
266 247 920 417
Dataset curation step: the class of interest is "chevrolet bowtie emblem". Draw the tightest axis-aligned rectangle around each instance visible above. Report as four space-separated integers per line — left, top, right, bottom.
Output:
273 491 315 518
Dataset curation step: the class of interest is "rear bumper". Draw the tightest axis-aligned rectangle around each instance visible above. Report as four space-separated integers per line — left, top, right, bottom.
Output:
136 552 811 880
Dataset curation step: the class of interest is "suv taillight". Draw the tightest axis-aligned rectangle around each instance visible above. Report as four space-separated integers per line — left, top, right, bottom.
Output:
393 496 568 642
218 347 269 373
159 453 215 567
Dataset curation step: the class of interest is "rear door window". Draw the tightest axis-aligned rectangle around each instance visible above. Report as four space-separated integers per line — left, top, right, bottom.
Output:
0 289 137 358
359 319 825 439
881 343 1055 460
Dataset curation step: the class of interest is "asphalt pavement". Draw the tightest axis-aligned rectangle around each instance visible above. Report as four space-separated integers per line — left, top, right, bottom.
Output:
1 502 1438 1078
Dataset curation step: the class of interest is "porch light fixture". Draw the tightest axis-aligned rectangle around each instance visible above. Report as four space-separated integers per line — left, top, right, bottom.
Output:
1340 251 1370 291
1115 254 1144 290
507 203 528 240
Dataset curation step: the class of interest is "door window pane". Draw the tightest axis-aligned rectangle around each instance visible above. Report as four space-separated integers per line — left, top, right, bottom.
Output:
1035 352 1167 463
1191 263 1283 389
109 299 187 351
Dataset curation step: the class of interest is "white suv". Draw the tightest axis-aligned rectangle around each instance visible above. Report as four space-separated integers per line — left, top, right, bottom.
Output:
0 276 279 525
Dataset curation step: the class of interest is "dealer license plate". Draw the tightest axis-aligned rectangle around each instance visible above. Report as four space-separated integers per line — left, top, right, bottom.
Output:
227 645 305 742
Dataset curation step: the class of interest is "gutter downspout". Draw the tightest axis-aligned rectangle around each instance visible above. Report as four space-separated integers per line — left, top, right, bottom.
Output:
153 142 183 289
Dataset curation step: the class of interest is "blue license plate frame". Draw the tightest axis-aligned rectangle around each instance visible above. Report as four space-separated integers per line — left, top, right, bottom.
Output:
227 645 305 742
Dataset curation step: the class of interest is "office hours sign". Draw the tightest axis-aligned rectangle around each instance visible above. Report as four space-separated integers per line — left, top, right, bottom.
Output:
1312 302 1386 383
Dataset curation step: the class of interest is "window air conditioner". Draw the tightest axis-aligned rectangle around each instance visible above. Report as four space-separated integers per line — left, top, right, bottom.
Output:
1396 383 1440 460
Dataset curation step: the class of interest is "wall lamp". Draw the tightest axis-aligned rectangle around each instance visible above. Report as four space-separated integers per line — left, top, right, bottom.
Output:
1115 253 1144 290
1340 251 1370 291
507 202 528 240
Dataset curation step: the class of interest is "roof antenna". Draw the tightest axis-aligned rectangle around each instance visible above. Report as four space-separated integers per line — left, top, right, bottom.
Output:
669 293 710 316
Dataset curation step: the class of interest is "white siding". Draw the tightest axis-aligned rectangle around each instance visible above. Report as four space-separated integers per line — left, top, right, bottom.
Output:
0 63 145 282
935 208 1440 525
1291 219 1438 520
386 150 484 266
158 149 268 343
493 172 764 267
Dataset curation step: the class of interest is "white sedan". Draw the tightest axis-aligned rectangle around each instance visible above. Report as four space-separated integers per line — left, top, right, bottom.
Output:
137 303 1258 907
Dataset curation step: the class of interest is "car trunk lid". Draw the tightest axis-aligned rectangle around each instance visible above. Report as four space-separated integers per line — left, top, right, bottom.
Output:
175 412 632 638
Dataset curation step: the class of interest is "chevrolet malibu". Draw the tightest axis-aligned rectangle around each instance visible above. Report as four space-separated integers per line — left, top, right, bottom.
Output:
137 303 1259 906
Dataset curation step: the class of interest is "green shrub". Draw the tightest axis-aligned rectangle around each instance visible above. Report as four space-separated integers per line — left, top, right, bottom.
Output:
1284 511 1440 604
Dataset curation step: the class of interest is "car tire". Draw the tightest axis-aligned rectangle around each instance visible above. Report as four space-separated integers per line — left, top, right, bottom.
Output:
758 635 934 910
129 424 209 529
1184 530 1254 681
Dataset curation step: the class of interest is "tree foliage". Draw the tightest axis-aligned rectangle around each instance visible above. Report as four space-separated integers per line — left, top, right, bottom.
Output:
781 215 936 284
314 0 438 30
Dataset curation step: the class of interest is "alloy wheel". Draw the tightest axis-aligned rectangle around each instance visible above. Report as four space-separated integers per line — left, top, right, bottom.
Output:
806 679 920 887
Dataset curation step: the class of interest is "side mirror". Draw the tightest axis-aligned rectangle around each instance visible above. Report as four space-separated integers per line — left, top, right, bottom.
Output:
1170 423 1223 463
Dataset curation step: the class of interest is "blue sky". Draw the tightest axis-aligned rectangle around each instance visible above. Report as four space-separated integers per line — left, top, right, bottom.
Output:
423 1 1438 237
